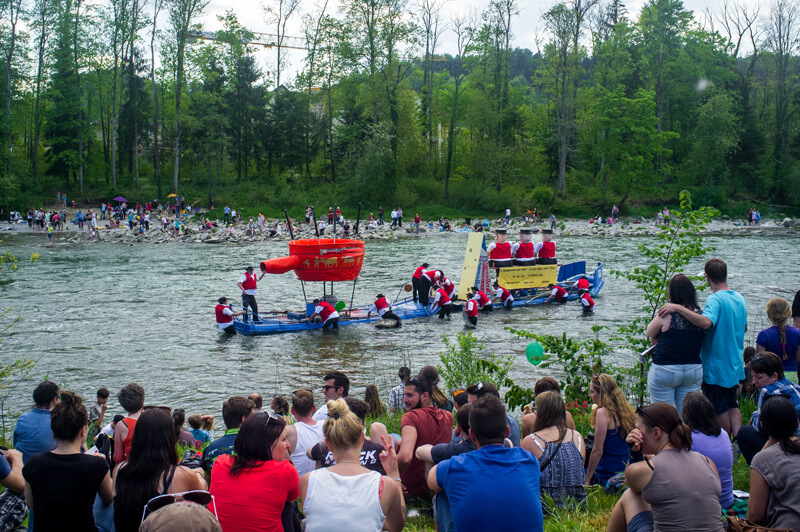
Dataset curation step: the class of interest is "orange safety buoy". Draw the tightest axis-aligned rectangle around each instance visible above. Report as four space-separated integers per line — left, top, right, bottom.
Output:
260 238 365 282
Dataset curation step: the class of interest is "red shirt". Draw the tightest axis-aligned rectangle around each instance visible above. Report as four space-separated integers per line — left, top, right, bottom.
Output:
241 272 257 290
575 278 590 290
210 454 299 532
315 302 336 321
400 407 453 497
551 286 568 299
465 299 478 317
475 291 491 307
413 266 426 279
216 304 233 324
414 215 421 223
580 292 595 310
489 242 512 260
434 288 451 307
514 242 534 259
538 241 556 258
423 270 440 283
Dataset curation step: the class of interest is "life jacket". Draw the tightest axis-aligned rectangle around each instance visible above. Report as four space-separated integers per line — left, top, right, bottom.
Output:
241 272 258 290
434 288 451 306
465 299 478 317
375 297 390 311
475 291 491 307
317 302 336 321
215 304 233 324
413 266 426 279
496 286 512 302
552 286 568 299
489 242 512 260
514 242 535 259
442 279 455 298
575 278 590 290
423 270 440 283
538 241 556 258
581 293 595 310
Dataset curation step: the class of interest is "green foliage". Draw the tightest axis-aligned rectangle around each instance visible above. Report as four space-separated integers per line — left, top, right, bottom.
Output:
507 325 622 403
437 332 514 392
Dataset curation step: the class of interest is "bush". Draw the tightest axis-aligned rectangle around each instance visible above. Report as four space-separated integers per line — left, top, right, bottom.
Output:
437 332 513 391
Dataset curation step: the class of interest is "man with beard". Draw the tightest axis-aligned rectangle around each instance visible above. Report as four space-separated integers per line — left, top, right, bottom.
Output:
397 375 453 499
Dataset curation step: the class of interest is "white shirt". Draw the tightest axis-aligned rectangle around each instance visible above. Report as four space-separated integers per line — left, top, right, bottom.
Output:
312 404 328 421
506 209 511 216
291 421 324 477
314 305 339 321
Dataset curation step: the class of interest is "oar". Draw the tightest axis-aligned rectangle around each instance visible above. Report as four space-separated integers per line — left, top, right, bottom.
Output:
354 202 362 237
524 288 548 304
392 284 405 305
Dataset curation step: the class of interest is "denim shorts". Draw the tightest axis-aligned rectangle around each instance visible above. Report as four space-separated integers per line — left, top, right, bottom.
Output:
627 511 654 532
701 382 739 414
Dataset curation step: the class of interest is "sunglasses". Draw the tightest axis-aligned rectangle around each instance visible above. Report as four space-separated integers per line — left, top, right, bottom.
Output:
321 385 338 391
265 412 282 426
635 406 656 427
141 490 217 523
407 376 425 388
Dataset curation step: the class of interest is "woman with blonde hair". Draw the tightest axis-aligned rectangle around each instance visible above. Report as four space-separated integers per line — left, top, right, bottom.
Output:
585 374 636 486
757 297 800 381
300 399 405 532
521 391 586 509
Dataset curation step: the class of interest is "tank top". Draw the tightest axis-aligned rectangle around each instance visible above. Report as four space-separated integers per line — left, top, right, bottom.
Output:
122 417 138 461
642 449 723 531
303 469 385 532
291 421 324 477
594 425 630 485
531 431 586 508
652 312 705 365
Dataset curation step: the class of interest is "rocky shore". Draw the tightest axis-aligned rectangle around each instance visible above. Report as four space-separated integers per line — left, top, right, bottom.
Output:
7 210 799 246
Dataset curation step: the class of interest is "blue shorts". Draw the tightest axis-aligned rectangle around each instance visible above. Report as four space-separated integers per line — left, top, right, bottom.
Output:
701 382 739 414
627 511 654 532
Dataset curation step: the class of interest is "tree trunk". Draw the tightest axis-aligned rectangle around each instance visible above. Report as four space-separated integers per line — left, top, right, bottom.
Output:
74 0 84 194
173 39 185 194
151 1 161 196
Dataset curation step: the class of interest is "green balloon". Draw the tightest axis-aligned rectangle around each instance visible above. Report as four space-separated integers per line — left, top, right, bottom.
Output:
526 341 544 365
335 300 346 312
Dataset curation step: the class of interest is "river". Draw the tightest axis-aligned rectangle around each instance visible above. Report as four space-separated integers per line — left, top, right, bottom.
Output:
0 229 796 423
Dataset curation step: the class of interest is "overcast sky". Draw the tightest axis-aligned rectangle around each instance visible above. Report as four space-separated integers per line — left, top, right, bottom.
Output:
193 0 752 86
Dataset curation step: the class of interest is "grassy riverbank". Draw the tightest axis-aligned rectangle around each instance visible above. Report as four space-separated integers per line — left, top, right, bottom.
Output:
370 395 757 531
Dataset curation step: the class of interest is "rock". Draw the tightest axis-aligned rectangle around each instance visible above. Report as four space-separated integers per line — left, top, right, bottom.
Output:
722 215 730 220
783 218 795 228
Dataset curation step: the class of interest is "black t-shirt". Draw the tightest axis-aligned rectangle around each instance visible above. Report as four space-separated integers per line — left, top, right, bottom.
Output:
308 439 385 474
793 290 800 318
429 437 476 464
22 451 109 531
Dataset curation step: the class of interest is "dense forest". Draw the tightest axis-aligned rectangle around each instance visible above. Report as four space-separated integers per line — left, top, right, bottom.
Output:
0 0 798 217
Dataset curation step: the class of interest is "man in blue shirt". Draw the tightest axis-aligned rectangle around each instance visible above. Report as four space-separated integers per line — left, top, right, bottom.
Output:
659 258 747 439
736 352 800 464
13 381 58 464
428 395 544 532
200 396 255 477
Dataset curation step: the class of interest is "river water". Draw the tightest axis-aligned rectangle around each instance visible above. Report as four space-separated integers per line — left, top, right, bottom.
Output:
0 229 797 421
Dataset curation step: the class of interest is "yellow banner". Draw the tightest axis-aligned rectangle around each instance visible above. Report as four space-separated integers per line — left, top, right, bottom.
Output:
458 233 486 301
498 265 558 289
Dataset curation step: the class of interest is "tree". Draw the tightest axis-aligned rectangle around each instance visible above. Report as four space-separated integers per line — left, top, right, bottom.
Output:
1 0 24 172
418 0 446 165
150 0 164 197
44 0 82 187
443 13 473 200
265 0 301 88
685 91 740 189
30 0 57 185
594 86 677 203
167 0 211 194
764 0 799 201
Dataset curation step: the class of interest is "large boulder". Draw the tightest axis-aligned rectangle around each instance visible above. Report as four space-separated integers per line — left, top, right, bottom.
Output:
783 218 796 228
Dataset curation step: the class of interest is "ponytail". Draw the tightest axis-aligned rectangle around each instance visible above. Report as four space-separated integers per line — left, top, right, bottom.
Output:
638 402 692 451
668 423 693 451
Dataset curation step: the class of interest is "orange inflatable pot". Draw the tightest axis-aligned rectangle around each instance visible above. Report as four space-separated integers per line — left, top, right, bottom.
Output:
260 238 365 282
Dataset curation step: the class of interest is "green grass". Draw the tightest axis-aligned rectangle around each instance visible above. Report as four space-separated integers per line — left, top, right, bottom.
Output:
383 398 759 531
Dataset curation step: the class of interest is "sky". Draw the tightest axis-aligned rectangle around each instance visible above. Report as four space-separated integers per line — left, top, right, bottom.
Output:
193 0 747 86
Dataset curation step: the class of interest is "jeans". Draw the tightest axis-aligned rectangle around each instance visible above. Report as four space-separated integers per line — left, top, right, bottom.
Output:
647 363 703 412
242 294 259 322
737 425 768 464
434 492 455 532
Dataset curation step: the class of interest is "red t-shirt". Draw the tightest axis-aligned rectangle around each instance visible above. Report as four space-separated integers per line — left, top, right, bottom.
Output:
210 454 300 532
400 407 453 497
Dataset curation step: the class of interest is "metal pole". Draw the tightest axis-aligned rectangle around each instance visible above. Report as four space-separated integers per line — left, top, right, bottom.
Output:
332 203 337 242
284 209 295 240
354 202 362 237
349 279 357 316
311 207 319 238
